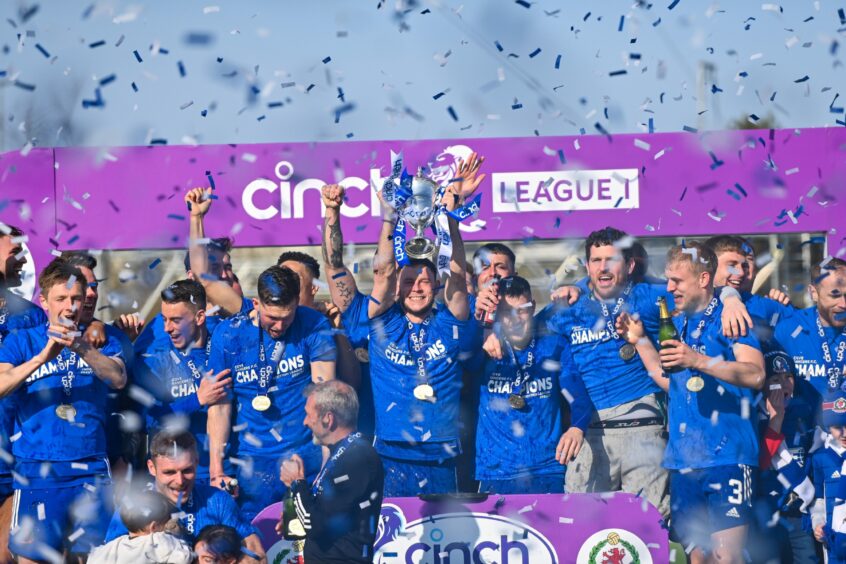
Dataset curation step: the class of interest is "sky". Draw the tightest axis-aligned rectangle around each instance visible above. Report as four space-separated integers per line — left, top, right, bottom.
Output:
1 0 844 153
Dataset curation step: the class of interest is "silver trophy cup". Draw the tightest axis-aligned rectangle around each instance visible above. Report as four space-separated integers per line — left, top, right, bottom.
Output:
401 169 439 260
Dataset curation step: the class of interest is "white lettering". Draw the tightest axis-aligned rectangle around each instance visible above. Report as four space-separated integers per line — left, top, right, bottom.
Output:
492 169 639 213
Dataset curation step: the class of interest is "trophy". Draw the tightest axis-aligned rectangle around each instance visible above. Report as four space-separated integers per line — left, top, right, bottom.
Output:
400 168 439 260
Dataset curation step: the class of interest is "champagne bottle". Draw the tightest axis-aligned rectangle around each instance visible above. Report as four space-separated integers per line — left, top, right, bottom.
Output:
657 297 682 374
282 489 307 541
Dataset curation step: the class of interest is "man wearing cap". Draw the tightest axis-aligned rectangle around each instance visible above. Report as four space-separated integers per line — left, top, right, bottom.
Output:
809 386 846 562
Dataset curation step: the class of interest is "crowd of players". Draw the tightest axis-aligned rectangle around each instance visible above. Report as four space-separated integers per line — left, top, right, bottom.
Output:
0 153 844 563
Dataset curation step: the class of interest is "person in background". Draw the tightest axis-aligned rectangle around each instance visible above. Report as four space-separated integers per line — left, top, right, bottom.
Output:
89 490 192 564
280 381 384 564
194 525 245 564
809 386 846 563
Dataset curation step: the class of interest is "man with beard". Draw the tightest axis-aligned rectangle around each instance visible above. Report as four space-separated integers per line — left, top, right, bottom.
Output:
322 155 482 496
0 259 128 563
206 265 336 520
772 257 846 397
0 225 46 563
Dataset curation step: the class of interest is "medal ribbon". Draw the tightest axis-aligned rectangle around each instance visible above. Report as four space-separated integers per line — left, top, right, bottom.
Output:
815 312 846 388
257 325 284 398
311 432 361 496
55 347 77 399
407 315 432 385
181 336 213 381
503 338 536 397
680 297 720 386
598 282 633 342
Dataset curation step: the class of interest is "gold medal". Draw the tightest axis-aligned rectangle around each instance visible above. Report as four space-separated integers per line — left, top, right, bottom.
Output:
413 384 435 401
686 375 705 393
251 395 272 411
508 394 526 410
619 343 636 361
354 347 370 363
55 404 77 421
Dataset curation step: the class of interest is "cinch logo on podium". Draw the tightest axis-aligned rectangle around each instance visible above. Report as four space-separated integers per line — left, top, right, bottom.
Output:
491 169 640 213
374 504 558 564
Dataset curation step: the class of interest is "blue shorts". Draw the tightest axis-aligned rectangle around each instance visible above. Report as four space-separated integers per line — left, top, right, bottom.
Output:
9 479 112 559
478 473 564 495
382 456 457 498
670 464 755 552
235 446 321 522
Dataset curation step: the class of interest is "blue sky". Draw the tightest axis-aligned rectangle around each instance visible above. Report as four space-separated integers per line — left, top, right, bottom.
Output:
1 0 843 152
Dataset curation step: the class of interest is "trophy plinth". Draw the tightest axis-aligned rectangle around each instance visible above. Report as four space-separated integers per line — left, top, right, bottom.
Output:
405 236 435 260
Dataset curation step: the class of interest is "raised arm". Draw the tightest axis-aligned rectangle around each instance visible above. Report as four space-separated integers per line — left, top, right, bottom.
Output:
659 339 765 390
321 184 359 313
186 187 243 317
207 399 234 490
441 153 486 321
74 340 127 390
368 191 398 319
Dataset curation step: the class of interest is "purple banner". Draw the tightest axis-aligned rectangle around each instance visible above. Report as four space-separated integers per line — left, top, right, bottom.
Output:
252 492 668 563
1 128 844 300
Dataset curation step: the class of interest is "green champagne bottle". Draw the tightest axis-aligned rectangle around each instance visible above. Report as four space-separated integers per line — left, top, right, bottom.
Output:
658 297 682 374
282 489 307 541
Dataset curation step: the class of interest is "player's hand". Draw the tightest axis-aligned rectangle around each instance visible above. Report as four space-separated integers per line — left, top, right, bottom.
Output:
814 523 826 542
721 295 753 338
321 184 345 209
450 152 486 201
616 312 644 345
82 320 107 348
280 454 305 487
39 323 75 363
768 288 791 305
185 187 213 218
550 285 581 305
475 283 499 321
482 332 503 360
555 427 584 464
323 301 343 329
196 369 232 406
658 339 701 370
212 474 239 498
114 313 144 342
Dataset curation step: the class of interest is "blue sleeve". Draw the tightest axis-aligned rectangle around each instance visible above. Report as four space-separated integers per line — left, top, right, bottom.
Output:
810 452 825 501
0 332 26 365
209 490 257 539
238 297 254 315
132 315 161 355
306 314 337 363
340 290 369 332
103 509 128 542
732 324 762 351
207 323 228 375
745 294 791 325
101 334 127 362
557 339 594 431
574 276 590 293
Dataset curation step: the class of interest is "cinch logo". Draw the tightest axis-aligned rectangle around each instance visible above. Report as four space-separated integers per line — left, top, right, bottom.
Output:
240 145 484 234
491 169 639 213
374 504 558 564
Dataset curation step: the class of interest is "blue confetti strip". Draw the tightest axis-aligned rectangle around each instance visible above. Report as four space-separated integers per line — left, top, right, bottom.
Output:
618 15 625 31
668 0 681 9
35 43 50 58
14 81 36 91
839 8 846 25
653 18 662 26
369 296 381 305
682 125 698 133
447 106 458 121
609 69 627 76
148 258 162 270
131 82 138 92
494 40 504 52
794 75 809 83
81 4 95 18
322 56 331 64
133 50 142 62
99 74 116 86
512 102 523 110
433 91 446 100
529 47 541 58
648 117 654 133
89 40 106 48
332 272 347 280
177 61 186 77
206 172 216 190
167 214 185 221
554 54 561 69
515 0 531 7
